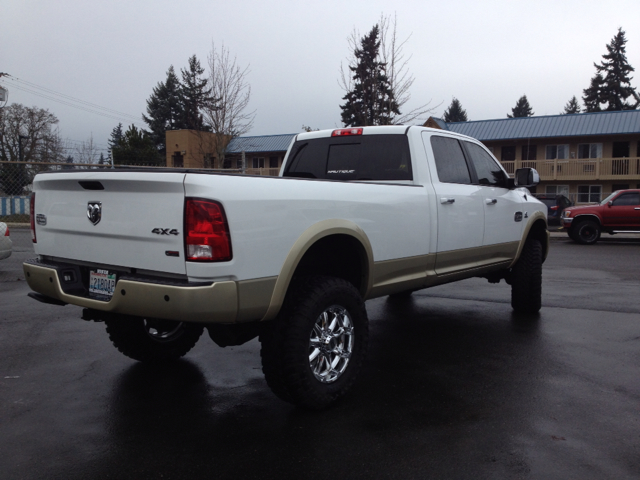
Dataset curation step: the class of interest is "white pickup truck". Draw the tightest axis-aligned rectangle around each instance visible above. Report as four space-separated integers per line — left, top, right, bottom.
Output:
24 125 548 409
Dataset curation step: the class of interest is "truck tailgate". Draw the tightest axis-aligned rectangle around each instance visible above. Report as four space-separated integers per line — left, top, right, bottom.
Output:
33 171 187 275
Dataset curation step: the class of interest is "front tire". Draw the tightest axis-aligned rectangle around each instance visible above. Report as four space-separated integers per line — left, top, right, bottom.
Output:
574 220 601 245
260 276 369 410
105 316 204 362
511 239 542 314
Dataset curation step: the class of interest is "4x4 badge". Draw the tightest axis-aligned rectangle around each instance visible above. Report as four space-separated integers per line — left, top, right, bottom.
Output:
87 202 102 225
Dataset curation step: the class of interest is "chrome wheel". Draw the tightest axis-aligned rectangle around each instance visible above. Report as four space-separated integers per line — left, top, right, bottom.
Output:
309 305 354 383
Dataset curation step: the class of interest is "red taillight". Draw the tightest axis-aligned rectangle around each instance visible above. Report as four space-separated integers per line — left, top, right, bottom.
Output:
550 206 558 211
4 225 9 236
30 192 36 243
184 198 232 262
331 128 363 137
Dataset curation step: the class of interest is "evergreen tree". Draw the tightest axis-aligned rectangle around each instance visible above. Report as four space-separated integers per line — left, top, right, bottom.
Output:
98 153 106 165
562 96 581 114
142 66 184 153
583 74 604 112
507 95 534 118
180 55 215 130
112 125 162 166
108 123 124 150
340 25 399 126
583 28 639 111
443 98 468 122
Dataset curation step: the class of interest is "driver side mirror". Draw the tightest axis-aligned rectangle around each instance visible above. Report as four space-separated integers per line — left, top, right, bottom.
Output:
514 168 540 188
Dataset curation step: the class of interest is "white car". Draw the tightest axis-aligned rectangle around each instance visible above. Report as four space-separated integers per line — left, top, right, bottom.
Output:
0 222 12 260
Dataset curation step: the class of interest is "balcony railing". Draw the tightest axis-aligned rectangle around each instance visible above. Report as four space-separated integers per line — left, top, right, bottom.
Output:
244 167 281 176
500 157 640 180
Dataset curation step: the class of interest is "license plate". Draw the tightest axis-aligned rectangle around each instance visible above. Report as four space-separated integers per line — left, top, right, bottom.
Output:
89 269 116 298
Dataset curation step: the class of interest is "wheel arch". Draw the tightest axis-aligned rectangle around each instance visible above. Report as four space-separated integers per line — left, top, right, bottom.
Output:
571 214 602 228
510 212 549 267
261 220 374 321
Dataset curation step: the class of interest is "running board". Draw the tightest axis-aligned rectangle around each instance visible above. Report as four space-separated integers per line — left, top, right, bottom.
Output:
611 230 640 234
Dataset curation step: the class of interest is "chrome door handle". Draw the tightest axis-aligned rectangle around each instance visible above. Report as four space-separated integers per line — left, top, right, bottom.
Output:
485 198 497 205
440 198 455 204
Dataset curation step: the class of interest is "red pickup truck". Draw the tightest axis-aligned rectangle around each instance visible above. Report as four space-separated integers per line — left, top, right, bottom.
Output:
561 189 640 244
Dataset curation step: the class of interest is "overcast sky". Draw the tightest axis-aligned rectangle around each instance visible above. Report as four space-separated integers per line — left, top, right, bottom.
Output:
3 0 640 154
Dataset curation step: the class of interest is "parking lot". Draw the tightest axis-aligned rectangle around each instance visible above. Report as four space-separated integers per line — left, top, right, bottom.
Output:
1 228 639 479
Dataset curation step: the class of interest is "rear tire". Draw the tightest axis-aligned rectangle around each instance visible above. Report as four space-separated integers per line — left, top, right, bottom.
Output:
574 220 601 245
105 316 204 362
259 276 369 410
511 239 542 314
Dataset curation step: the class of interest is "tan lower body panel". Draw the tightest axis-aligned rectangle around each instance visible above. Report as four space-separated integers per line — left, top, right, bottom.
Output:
24 262 239 323
367 243 519 299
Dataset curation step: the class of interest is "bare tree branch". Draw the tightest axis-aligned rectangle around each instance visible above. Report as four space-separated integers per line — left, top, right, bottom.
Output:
339 14 437 125
75 134 99 164
202 42 256 169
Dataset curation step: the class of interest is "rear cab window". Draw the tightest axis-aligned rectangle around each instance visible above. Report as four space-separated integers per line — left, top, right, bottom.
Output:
284 134 412 181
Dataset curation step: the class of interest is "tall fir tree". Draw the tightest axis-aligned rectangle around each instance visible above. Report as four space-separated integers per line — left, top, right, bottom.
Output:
180 55 215 131
108 123 124 150
562 96 581 114
583 74 604 112
583 28 639 111
507 95 534 118
340 25 399 126
143 66 183 154
443 98 468 122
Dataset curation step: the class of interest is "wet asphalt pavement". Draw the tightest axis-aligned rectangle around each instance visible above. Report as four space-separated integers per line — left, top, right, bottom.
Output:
1 233 639 479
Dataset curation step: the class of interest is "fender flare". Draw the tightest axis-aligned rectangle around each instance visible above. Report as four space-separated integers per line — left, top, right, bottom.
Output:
509 211 549 267
261 219 374 321
571 213 602 226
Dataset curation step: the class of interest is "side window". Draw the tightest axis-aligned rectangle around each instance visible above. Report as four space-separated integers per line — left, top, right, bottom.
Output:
430 136 471 184
612 192 640 206
464 142 506 187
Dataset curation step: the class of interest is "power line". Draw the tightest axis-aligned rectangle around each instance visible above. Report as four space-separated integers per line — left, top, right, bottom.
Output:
0 74 144 125
2 74 142 121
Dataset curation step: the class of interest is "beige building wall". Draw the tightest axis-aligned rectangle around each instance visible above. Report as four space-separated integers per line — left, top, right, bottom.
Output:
481 134 640 201
165 130 232 169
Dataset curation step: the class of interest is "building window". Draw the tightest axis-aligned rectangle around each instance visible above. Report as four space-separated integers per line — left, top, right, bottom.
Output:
203 155 214 168
577 143 602 159
501 146 516 161
545 185 569 195
269 156 279 168
172 153 184 168
577 185 601 203
521 145 537 160
612 184 629 192
546 145 569 159
252 157 265 168
223 158 232 169
612 141 630 158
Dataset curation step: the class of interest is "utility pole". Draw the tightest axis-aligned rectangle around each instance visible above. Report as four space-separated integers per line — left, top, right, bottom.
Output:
18 135 28 162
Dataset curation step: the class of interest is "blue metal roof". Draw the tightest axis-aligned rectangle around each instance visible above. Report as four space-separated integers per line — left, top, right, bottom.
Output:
441 110 640 141
226 134 297 153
